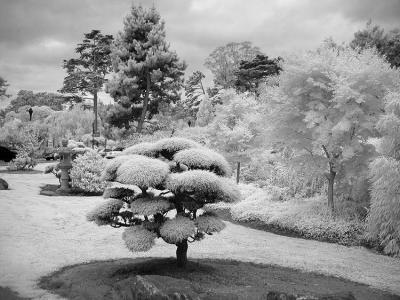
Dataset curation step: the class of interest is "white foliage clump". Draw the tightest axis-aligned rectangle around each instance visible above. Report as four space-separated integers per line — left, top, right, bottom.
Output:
122 226 157 252
115 155 170 188
87 199 124 225
70 151 107 192
195 213 226 233
130 197 171 216
100 156 126 181
160 216 196 244
122 142 158 157
166 170 240 203
173 148 231 177
153 137 201 158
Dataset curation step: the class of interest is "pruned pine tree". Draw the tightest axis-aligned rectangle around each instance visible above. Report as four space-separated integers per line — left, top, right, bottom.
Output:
107 5 186 133
87 137 240 267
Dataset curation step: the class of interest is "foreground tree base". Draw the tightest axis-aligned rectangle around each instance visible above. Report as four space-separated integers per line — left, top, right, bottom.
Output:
39 258 396 300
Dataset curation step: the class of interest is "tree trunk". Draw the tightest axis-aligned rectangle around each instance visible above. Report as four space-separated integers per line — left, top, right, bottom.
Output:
93 92 98 135
327 171 336 213
236 161 240 184
137 71 150 133
176 239 188 268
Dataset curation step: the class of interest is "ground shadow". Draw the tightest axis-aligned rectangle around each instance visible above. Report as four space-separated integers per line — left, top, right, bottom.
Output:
39 184 102 197
39 257 400 300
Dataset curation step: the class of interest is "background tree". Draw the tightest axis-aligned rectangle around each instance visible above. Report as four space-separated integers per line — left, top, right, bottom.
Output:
262 44 399 212
204 41 262 89
6 90 66 112
0 76 10 98
182 71 207 121
87 137 239 267
351 21 400 68
234 54 281 95
107 5 186 133
60 30 113 134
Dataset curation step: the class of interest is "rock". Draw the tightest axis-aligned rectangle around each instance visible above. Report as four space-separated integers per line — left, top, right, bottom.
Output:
0 178 8 190
111 275 195 300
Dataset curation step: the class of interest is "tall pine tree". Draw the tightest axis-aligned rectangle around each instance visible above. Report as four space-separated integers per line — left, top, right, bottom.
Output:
108 5 186 133
60 30 113 135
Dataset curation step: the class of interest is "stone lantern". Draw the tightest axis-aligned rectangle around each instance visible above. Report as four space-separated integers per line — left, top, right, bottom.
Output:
57 139 72 192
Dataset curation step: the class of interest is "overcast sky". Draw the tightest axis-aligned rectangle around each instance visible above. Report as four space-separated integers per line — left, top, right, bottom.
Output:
1 0 400 103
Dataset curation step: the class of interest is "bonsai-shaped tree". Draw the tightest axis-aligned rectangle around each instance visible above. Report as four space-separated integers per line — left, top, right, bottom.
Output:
87 137 240 267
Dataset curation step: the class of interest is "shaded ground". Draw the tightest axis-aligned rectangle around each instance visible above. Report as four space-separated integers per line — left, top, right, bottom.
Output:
1 164 400 299
0 169 42 174
0 287 29 300
39 184 102 196
39 258 399 300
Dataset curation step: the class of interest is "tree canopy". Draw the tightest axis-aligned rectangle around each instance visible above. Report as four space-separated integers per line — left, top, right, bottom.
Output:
107 5 186 133
204 41 262 89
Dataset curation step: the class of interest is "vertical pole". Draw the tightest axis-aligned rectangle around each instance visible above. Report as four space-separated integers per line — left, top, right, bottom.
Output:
236 162 240 184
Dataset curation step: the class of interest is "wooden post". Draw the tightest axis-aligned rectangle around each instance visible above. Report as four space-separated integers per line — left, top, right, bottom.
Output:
236 162 240 184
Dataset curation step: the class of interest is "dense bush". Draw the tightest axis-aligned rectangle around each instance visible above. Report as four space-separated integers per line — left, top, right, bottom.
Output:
70 151 107 193
208 184 364 246
7 149 37 171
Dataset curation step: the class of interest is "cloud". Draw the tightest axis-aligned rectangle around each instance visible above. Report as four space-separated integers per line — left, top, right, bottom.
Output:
0 0 399 97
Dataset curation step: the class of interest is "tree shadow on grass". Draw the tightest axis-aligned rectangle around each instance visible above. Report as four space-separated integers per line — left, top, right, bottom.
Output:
0 287 29 300
39 257 400 300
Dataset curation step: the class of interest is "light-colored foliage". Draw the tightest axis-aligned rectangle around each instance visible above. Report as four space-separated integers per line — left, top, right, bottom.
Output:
113 155 170 188
70 151 107 193
87 199 124 226
122 226 157 252
122 142 158 157
160 216 196 244
166 170 240 203
173 148 231 177
129 197 171 216
195 212 226 233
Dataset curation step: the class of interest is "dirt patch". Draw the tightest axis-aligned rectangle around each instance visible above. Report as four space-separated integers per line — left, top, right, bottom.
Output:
39 184 103 196
0 287 29 300
39 258 400 300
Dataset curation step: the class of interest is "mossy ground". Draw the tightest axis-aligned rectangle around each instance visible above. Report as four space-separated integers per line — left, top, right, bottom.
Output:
39 258 400 300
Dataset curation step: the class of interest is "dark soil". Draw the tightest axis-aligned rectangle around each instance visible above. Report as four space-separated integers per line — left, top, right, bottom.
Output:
39 184 102 197
0 169 43 174
39 257 400 300
0 287 29 300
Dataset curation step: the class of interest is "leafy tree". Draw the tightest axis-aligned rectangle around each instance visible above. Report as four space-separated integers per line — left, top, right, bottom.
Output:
234 54 281 95
351 21 400 68
6 90 66 112
262 44 399 212
4 105 54 123
87 137 239 267
367 89 400 257
107 5 186 133
0 76 10 98
60 30 113 134
182 71 206 120
204 41 262 89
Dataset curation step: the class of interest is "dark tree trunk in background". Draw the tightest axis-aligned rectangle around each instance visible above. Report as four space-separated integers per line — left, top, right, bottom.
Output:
176 239 188 268
137 71 150 133
93 92 98 134
236 162 240 184
327 171 336 213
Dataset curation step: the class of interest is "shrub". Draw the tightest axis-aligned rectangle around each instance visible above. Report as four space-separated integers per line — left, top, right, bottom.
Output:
366 157 400 257
7 149 37 171
87 137 240 267
70 151 107 193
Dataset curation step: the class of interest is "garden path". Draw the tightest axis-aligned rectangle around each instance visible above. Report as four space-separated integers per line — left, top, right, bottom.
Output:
0 164 399 299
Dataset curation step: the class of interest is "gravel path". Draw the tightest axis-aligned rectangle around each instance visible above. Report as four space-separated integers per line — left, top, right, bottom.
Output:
0 166 399 299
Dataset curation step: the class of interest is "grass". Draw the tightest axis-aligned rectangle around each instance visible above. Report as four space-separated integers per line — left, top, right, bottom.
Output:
207 184 366 246
39 258 400 300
